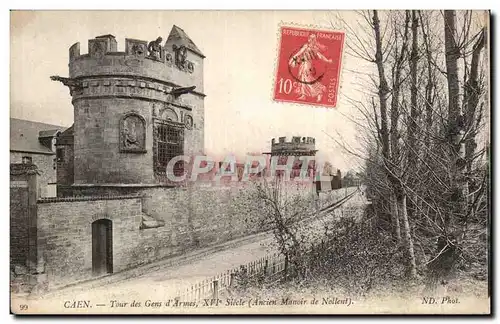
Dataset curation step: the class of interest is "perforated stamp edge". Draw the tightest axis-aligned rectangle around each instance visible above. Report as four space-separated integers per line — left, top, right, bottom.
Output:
270 21 346 110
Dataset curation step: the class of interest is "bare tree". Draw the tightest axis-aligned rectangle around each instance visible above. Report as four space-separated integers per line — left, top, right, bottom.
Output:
332 10 489 288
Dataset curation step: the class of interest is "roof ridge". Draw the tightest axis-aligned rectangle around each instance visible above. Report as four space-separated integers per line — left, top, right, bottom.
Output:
10 117 67 129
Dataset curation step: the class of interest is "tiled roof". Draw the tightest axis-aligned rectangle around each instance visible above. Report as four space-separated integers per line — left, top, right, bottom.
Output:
39 129 61 138
10 118 67 154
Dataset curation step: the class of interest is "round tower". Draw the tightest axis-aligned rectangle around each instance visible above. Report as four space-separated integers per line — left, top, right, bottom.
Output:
53 27 205 186
267 136 317 180
270 136 317 156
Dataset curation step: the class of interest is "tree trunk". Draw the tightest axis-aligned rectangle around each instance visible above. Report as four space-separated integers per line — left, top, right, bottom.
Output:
398 193 417 278
464 28 486 199
419 11 436 159
390 11 410 167
372 10 391 163
373 10 400 244
390 193 401 242
406 10 420 229
425 9 466 291
407 10 419 168
444 9 467 213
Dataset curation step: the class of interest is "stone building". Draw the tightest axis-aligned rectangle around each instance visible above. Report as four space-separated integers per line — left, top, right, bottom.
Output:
54 26 205 194
10 118 66 197
264 136 318 179
11 26 264 292
262 136 342 191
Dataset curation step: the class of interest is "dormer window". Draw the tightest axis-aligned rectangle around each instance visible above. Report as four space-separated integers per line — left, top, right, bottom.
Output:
38 129 61 152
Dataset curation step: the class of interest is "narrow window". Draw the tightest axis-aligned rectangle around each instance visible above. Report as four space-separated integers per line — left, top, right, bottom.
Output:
56 148 65 162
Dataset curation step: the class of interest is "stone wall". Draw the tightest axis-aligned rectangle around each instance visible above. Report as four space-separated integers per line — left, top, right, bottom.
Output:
56 143 74 186
10 180 30 267
35 178 342 290
10 164 39 271
73 97 155 184
36 183 265 289
37 196 143 289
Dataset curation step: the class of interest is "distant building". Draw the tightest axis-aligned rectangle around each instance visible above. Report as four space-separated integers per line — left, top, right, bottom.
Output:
342 171 362 187
264 136 317 179
315 166 342 192
10 118 66 197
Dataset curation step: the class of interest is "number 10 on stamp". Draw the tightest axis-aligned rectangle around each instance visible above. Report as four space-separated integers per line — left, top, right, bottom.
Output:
273 26 345 108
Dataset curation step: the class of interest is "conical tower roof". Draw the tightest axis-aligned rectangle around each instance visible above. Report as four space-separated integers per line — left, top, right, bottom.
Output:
166 25 204 58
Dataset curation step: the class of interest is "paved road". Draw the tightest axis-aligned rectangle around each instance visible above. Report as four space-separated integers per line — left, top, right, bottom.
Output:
14 233 278 313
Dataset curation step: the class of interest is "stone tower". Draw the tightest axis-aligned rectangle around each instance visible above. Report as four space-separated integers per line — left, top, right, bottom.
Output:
267 136 317 179
54 26 205 188
270 136 317 157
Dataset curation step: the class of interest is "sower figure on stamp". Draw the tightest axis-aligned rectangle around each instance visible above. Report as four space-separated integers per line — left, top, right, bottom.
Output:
289 34 333 102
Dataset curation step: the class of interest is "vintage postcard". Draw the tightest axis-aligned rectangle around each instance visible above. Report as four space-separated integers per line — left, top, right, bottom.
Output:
10 10 491 315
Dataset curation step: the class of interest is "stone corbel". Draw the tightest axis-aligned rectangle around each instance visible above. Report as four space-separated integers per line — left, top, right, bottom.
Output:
169 86 196 99
50 76 83 96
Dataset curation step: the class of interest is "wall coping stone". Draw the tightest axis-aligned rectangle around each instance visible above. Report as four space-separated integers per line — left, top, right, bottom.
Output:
37 195 147 203
70 183 175 188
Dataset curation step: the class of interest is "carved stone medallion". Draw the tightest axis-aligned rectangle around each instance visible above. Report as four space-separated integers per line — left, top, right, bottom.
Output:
159 107 179 122
120 113 146 153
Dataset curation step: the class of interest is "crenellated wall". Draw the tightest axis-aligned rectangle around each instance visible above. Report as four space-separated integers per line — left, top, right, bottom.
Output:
69 35 204 94
270 136 317 156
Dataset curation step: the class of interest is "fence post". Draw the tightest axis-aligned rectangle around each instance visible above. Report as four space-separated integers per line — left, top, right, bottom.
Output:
311 243 316 267
212 280 219 300
230 272 235 288
264 259 268 275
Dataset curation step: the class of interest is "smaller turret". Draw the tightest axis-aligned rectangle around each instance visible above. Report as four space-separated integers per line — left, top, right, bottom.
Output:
270 136 317 156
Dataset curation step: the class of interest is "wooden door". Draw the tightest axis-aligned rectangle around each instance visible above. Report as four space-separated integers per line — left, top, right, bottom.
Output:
92 219 113 275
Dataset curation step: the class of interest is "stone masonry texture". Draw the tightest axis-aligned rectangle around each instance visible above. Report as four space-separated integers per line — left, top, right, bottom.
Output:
35 183 271 289
65 34 205 185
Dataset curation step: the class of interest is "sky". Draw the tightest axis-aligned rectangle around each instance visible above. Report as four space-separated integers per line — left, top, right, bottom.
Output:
10 11 370 172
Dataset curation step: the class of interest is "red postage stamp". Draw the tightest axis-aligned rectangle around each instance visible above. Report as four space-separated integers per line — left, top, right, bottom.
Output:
273 26 345 108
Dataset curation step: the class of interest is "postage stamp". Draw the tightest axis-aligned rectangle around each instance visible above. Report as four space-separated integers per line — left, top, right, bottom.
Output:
273 25 345 108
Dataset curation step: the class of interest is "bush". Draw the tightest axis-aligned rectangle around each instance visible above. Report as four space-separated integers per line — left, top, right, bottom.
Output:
308 218 405 296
